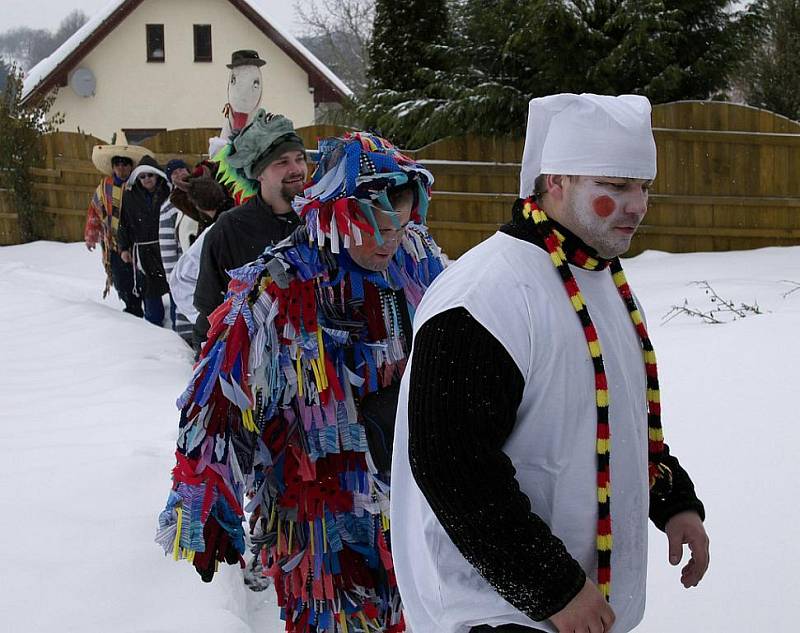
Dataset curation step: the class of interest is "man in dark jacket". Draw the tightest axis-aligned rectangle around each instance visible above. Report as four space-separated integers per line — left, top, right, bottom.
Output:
193 110 306 348
118 155 171 326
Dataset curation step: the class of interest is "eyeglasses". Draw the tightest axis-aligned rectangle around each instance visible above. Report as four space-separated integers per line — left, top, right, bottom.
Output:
139 173 156 180
366 202 411 243
377 223 410 244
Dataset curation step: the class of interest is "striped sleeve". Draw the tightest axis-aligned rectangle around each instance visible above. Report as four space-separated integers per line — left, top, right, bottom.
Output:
159 201 180 278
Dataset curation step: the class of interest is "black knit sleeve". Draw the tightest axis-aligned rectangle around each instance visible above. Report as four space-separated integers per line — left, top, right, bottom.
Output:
408 307 586 622
193 225 227 344
649 443 706 531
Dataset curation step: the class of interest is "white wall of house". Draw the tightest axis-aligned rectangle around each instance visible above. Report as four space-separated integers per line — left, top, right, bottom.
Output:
51 0 316 142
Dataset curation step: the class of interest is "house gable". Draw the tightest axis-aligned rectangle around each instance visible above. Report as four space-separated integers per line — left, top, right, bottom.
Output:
22 0 350 106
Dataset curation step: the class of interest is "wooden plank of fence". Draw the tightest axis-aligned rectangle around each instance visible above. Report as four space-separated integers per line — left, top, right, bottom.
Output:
33 182 97 194
141 128 221 154
0 188 18 244
652 101 800 133
654 127 800 145
296 125 352 148
41 206 86 217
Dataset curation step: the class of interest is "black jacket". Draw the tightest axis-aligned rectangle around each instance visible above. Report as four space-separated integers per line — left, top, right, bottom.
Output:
193 193 301 345
119 178 171 297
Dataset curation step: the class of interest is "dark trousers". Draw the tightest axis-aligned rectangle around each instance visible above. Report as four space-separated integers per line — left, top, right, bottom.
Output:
169 295 177 330
143 294 165 326
109 251 143 317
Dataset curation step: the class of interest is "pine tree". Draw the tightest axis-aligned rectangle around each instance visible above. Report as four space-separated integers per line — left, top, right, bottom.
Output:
739 0 800 121
354 0 760 145
356 0 527 145
0 59 9 93
0 65 63 241
368 0 449 92
645 0 760 101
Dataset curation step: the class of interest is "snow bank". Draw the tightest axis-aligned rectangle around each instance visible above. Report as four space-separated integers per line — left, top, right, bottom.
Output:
626 246 800 632
0 242 280 633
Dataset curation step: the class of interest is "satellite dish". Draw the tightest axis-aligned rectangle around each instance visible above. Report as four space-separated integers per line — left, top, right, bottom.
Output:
70 67 96 97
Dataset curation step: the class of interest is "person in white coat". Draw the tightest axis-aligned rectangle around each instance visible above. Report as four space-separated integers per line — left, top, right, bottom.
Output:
391 93 709 633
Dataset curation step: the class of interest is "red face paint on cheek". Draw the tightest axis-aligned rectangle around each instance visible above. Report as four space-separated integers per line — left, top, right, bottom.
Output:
592 195 616 218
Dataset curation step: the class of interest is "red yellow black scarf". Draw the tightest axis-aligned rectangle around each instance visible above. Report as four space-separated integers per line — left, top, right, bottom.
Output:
522 198 670 601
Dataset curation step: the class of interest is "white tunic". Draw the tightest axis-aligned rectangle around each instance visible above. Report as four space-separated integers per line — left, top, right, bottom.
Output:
169 231 206 324
391 232 650 633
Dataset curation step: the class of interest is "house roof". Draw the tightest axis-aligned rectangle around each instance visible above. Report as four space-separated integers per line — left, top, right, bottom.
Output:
21 0 352 104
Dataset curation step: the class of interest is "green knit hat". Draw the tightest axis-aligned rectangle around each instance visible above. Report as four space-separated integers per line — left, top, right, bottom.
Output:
226 109 305 179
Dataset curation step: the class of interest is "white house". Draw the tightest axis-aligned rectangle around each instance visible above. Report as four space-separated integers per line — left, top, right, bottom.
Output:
21 0 352 142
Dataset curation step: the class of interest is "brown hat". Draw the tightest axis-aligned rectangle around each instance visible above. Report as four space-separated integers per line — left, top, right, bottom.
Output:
227 110 305 179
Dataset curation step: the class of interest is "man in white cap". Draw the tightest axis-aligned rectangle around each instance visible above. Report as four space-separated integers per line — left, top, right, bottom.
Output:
391 94 709 633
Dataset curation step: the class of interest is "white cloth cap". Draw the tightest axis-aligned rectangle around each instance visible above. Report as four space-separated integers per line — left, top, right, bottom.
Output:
519 93 657 198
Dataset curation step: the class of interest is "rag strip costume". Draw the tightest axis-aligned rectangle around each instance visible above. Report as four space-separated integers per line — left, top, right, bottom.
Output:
157 133 446 633
85 176 124 297
391 93 705 633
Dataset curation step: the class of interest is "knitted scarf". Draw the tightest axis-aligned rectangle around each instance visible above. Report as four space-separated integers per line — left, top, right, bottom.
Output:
520 198 670 602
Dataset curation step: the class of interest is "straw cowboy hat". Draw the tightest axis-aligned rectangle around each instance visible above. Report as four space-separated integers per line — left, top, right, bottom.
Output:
91 131 154 176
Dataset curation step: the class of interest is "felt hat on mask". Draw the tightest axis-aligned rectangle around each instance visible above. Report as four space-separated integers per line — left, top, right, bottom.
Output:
226 49 266 68
214 109 305 204
518 93 657 199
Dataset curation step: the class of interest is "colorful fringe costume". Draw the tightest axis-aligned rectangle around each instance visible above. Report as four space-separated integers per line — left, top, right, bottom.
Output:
157 133 446 633
85 176 124 297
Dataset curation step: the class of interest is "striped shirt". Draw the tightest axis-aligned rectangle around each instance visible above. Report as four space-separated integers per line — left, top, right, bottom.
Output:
159 199 193 340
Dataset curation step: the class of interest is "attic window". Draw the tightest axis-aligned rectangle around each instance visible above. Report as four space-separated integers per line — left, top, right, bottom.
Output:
194 25 212 62
146 24 165 62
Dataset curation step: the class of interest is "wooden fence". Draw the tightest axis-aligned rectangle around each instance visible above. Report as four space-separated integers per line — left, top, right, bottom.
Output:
2 102 800 258
0 125 365 246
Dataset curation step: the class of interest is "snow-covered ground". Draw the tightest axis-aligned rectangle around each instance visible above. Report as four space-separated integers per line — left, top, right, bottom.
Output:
1 241 798 632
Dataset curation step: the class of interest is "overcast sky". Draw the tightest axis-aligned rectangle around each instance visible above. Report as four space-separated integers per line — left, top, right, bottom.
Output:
3 0 312 35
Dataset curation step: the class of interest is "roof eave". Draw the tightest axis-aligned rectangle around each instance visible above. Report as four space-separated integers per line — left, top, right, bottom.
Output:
229 0 353 103
21 0 144 105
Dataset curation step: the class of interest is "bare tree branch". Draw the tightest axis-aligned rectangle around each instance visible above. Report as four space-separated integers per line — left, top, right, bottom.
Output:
295 0 375 94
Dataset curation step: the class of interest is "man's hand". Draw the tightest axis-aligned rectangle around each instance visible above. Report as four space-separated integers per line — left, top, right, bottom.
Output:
665 510 709 588
549 578 615 633
120 250 132 264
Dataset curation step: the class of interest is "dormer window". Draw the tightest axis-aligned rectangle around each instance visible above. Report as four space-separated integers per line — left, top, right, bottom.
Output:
194 25 212 62
146 24 165 62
